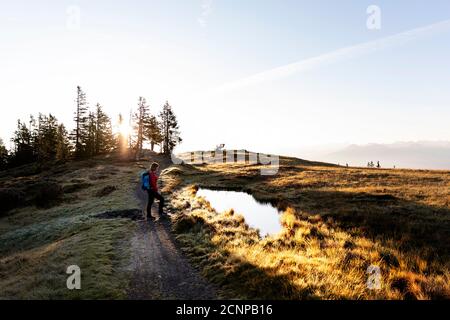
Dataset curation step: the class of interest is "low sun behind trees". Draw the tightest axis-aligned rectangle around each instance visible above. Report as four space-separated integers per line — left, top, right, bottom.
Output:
0 86 182 169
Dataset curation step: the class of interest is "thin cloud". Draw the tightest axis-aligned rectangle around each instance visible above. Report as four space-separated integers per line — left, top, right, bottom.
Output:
198 0 213 28
214 19 450 93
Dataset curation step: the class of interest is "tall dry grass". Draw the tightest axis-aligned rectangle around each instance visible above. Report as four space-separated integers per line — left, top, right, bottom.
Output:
162 156 450 300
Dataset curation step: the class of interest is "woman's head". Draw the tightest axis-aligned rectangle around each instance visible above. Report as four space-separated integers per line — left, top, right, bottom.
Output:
150 162 159 172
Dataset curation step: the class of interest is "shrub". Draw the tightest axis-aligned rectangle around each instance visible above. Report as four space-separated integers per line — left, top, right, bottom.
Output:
343 240 356 249
32 181 63 207
95 185 117 197
0 188 26 215
380 249 400 268
173 214 206 234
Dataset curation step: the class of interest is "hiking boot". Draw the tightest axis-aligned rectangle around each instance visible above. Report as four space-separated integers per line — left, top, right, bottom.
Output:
159 212 168 219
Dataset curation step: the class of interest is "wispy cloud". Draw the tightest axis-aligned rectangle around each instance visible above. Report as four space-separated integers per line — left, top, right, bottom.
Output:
214 19 450 93
198 0 213 28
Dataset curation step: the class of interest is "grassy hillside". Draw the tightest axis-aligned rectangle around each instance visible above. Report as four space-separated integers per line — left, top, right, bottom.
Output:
1 150 448 300
0 155 143 299
164 151 450 299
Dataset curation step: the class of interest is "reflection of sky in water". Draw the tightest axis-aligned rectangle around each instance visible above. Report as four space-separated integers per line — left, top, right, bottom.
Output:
197 188 282 237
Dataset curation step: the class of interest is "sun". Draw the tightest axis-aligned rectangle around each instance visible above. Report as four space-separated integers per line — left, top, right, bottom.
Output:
119 123 131 138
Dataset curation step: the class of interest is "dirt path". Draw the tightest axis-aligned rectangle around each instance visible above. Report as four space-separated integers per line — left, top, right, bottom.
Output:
126 157 217 300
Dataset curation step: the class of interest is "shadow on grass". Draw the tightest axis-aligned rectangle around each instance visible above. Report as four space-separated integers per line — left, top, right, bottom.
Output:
292 190 450 260
174 217 318 300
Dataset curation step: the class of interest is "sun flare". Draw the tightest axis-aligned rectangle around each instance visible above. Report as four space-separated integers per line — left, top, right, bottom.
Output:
119 123 131 137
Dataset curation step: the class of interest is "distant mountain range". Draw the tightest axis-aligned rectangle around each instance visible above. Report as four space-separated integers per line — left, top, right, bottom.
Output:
320 141 450 170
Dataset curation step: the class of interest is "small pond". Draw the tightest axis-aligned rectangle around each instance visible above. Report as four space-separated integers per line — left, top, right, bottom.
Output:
196 188 283 237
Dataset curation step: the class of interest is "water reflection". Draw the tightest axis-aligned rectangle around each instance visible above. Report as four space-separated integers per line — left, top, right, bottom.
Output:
196 188 282 237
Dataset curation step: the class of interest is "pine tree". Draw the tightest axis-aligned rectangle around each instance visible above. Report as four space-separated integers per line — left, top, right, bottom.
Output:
94 103 114 154
56 124 71 161
11 119 35 165
84 112 97 158
0 138 8 169
159 101 182 154
29 115 38 157
146 114 163 152
36 114 59 161
72 86 89 158
132 97 150 159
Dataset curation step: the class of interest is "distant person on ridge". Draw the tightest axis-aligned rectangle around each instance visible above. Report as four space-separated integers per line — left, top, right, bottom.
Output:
142 162 165 221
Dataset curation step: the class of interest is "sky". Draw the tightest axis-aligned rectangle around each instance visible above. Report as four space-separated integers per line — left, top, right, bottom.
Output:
1 0 450 158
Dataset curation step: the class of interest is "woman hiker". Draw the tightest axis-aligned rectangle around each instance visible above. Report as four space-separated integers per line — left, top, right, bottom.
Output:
142 162 165 221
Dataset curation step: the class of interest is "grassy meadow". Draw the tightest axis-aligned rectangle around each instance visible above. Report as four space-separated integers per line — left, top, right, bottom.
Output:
1 150 448 300
163 151 450 300
0 156 141 299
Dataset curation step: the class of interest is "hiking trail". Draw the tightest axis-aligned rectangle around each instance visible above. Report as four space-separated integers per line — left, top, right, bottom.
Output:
126 155 217 299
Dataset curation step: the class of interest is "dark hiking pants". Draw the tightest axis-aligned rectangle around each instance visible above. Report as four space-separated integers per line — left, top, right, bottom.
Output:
147 190 164 217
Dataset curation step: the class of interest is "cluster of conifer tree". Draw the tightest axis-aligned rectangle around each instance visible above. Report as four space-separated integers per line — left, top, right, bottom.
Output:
0 86 182 169
130 97 182 160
